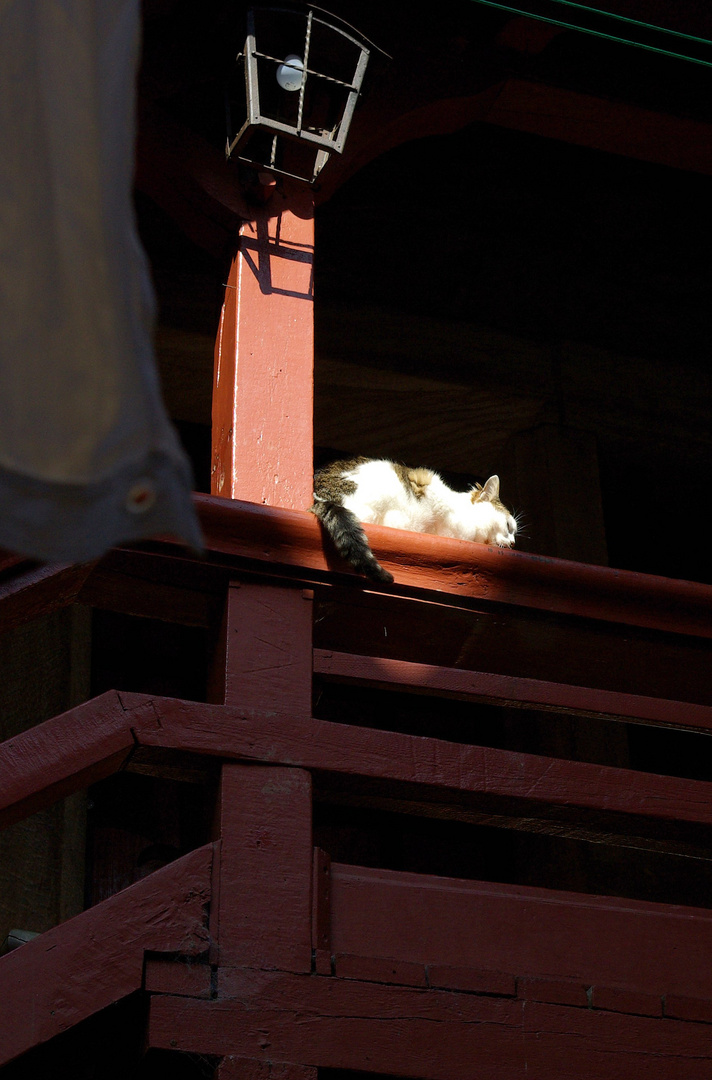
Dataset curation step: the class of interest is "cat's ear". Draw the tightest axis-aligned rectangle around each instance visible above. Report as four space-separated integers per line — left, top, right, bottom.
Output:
482 475 500 501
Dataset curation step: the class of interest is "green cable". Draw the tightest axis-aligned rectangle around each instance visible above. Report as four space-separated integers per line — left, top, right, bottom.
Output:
540 0 712 46
470 0 712 68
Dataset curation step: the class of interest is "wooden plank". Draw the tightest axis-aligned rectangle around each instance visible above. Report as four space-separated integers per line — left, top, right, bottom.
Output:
517 976 589 1008
521 1001 712 1080
327 862 712 1000
219 582 312 716
0 843 213 1067
429 965 516 996
334 954 428 987
214 764 313 972
144 956 212 999
136 697 712 831
149 971 712 1078
0 690 137 830
149 974 525 1080
9 687 712 843
217 1061 316 1080
193 495 712 640
312 847 331 968
666 996 712 1024
0 561 93 632
314 649 712 731
590 985 662 1017
211 199 314 510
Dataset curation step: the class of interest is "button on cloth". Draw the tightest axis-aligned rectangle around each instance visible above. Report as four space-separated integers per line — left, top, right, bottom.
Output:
125 480 157 514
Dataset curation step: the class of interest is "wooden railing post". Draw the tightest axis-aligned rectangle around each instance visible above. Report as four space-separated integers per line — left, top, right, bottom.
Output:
212 763 313 974
212 581 313 717
212 196 314 512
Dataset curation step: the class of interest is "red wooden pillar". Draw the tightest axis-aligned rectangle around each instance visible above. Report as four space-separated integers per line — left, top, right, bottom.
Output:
212 762 313 974
212 195 314 511
216 581 313 717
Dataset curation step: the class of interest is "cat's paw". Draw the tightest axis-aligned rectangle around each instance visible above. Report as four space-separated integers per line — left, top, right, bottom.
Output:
492 514 517 547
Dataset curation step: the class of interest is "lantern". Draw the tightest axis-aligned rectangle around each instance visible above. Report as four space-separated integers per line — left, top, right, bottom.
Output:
226 5 377 184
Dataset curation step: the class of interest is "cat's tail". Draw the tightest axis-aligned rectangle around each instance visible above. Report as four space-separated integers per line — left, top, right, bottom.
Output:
310 499 394 584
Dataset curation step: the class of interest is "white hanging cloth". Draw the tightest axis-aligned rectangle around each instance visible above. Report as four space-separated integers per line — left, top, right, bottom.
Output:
0 0 202 562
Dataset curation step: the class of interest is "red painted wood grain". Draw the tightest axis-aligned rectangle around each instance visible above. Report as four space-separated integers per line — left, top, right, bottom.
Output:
144 956 213 999
314 648 712 730
328 862 712 1001
149 971 712 1079
221 582 312 717
0 690 136 829
149 974 523 1080
214 764 313 973
6 689 712 836
0 560 94 633
590 984 662 1017
0 843 213 1066
211 205 314 510
521 1000 712 1080
666 995 712 1024
217 1059 317 1080
334 953 428 988
140 696 712 830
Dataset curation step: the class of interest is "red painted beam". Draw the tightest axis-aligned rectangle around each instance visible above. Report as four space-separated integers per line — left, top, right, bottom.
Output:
2 492 711 642
149 974 523 1080
6 688 712 834
148 971 712 1079
314 649 712 731
217 1061 316 1080
212 200 314 510
213 764 313 973
193 495 712 640
0 843 213 1067
318 77 712 205
220 583 312 716
327 862 712 1001
139 697 712 830
0 690 141 829
5 687 712 837
0 559 94 633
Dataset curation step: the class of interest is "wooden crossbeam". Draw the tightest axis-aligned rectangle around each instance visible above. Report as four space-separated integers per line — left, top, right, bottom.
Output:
327 862 712 1000
5 690 712 839
148 971 712 1079
314 649 712 731
139 696 712 832
0 690 138 830
0 844 213 1067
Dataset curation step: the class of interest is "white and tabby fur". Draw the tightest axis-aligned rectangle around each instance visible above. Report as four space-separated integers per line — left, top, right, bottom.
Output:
311 457 517 583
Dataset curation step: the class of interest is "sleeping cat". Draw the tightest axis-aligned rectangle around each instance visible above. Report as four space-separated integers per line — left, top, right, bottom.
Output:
311 456 517 583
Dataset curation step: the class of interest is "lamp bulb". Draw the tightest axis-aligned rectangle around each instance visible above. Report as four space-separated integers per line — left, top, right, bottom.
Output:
276 54 304 92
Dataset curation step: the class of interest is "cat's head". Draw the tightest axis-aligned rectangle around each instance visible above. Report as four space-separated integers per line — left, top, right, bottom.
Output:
470 475 517 547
